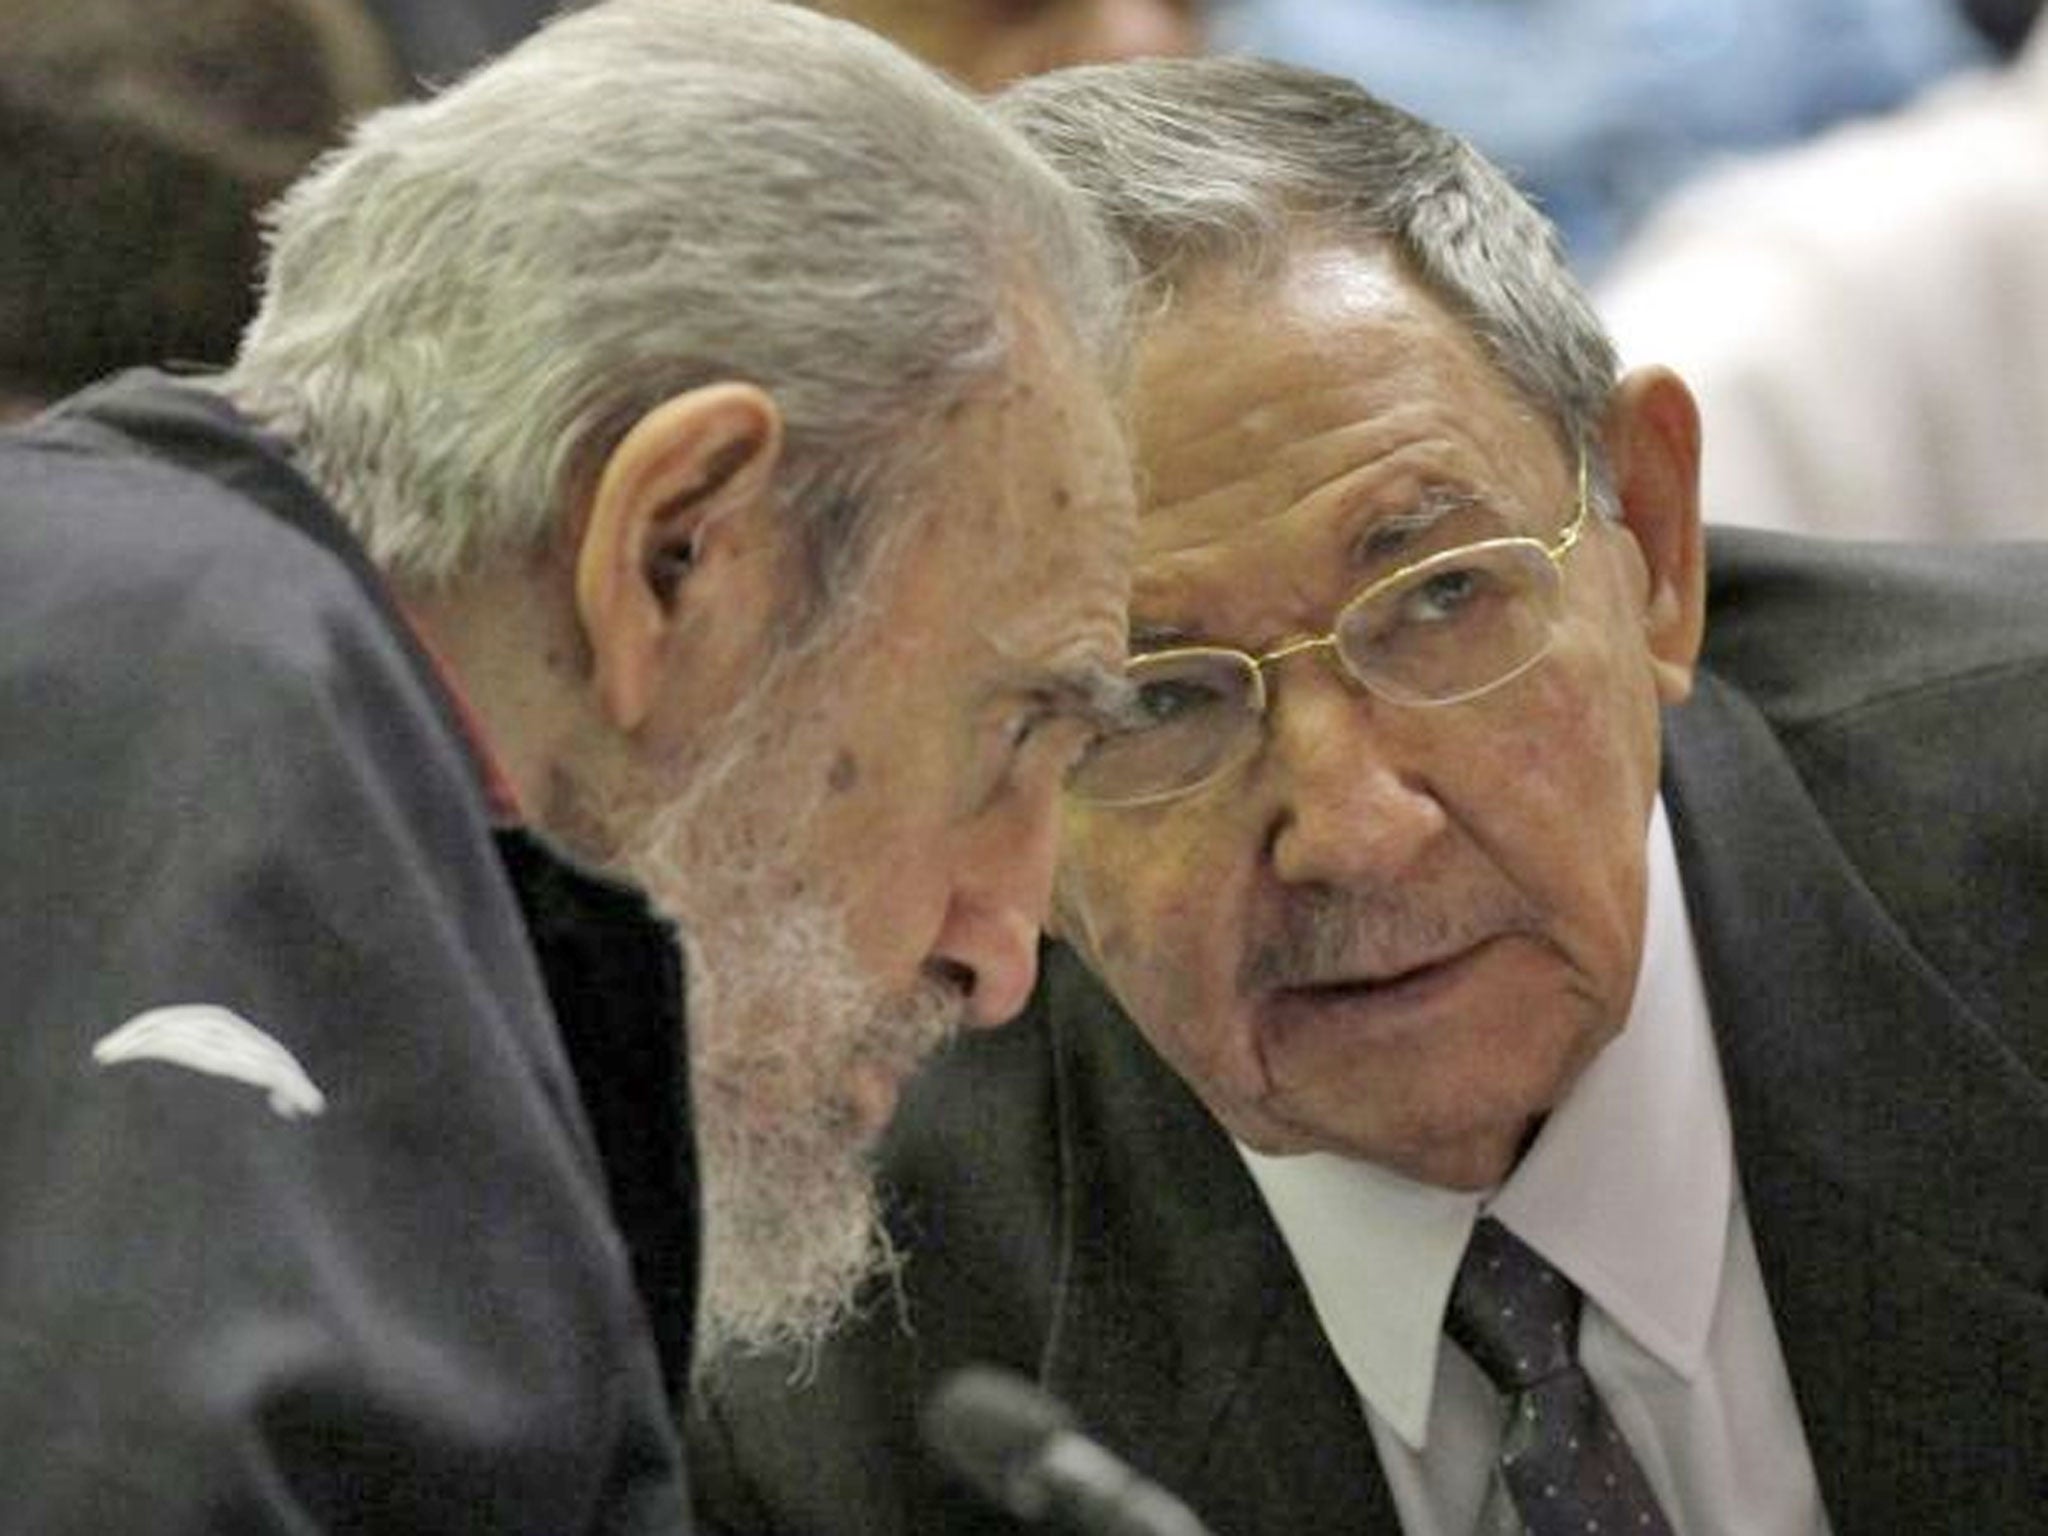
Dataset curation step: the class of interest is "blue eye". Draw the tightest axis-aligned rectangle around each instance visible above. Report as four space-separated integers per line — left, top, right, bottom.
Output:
1400 564 1494 624
1131 674 1229 726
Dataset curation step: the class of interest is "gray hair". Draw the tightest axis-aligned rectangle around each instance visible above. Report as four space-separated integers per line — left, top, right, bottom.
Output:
222 0 1127 595
993 55 1618 473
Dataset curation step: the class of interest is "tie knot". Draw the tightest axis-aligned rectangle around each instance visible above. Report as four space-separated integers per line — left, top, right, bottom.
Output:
1445 1217 1581 1391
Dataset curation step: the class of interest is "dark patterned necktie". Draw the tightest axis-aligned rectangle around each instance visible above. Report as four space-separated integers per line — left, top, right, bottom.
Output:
1446 1218 1677 1536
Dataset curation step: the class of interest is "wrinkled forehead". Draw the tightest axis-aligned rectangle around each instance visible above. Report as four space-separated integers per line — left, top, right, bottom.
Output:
898 319 1136 668
1119 248 1571 640
982 308 1133 549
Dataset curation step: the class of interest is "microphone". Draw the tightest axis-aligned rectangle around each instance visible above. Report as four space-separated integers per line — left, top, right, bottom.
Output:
920 1366 1217 1536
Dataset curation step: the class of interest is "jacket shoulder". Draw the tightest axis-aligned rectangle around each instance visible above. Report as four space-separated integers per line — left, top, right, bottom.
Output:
1689 528 2048 1077
1700 528 2048 729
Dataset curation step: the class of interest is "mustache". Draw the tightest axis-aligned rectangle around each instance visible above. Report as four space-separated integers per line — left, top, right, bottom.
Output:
1238 883 1540 994
847 977 969 1095
698 969 965 1093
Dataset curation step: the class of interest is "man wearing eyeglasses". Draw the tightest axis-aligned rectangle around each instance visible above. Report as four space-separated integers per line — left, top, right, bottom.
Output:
688 54 2048 1536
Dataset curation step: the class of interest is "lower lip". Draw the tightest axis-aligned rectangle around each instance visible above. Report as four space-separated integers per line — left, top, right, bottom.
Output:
1257 940 1504 1049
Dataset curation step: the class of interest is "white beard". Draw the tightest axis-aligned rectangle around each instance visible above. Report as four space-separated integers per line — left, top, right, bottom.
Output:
684 896 960 1366
598 644 964 1368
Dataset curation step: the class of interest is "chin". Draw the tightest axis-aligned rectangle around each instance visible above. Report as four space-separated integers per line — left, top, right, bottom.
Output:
1385 1126 1536 1191
1268 1039 1585 1186
692 1110 895 1368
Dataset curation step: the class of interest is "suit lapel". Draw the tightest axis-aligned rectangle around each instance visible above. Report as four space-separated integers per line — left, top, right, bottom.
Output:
1033 948 1402 1536
1664 674 2048 1530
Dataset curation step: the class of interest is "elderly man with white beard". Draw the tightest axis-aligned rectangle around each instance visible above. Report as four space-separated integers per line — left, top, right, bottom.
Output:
0 0 1134 1529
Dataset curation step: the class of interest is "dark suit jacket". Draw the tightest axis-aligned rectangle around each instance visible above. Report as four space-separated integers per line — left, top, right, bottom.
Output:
689 531 2048 1536
0 374 696 1530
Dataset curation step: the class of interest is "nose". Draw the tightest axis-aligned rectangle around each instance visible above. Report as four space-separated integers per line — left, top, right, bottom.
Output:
926 781 1062 1028
1081 0 1204 64
1261 662 1446 889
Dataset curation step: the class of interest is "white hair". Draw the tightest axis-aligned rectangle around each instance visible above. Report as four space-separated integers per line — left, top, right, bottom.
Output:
223 0 1127 594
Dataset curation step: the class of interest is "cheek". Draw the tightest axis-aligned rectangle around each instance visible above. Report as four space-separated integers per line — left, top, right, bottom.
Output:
1491 616 1665 831
1057 812 1250 1033
1462 640 1662 985
820 752 948 945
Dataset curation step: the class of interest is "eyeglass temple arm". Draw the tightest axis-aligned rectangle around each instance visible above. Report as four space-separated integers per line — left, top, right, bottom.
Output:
1550 450 1592 561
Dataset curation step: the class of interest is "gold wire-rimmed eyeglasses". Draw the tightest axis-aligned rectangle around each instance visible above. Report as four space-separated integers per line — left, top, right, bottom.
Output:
1068 453 1593 809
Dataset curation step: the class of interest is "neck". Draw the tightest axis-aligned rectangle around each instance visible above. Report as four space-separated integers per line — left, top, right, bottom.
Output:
398 560 587 826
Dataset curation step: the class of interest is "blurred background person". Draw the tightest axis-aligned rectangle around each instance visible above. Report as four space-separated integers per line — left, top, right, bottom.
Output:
1962 0 2043 49
1211 0 1989 275
0 0 403 421
355 0 556 81
344 0 1207 95
800 0 1206 91
1596 0 2048 539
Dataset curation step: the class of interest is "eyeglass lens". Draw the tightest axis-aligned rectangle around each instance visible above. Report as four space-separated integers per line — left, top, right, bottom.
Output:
1069 540 1564 806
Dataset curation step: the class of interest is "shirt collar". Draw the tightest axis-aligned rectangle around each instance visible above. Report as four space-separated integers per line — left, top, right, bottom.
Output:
1236 1139 1477 1447
1237 798 1731 1449
1490 796 1731 1380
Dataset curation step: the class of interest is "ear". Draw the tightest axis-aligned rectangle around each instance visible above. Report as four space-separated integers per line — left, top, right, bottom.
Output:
1600 365 1706 704
573 383 784 733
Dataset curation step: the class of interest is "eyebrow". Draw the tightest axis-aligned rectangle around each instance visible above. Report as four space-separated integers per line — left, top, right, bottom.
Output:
1027 661 1138 733
1130 621 1197 654
1349 482 1492 563
1129 481 1505 656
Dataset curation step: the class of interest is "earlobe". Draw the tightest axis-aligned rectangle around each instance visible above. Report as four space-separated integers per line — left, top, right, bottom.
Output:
1601 366 1706 703
573 384 784 733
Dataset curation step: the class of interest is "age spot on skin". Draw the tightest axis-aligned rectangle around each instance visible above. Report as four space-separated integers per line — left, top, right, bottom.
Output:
828 750 860 793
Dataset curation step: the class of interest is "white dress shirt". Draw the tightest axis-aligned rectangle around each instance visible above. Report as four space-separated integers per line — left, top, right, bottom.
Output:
1239 800 1832 1536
